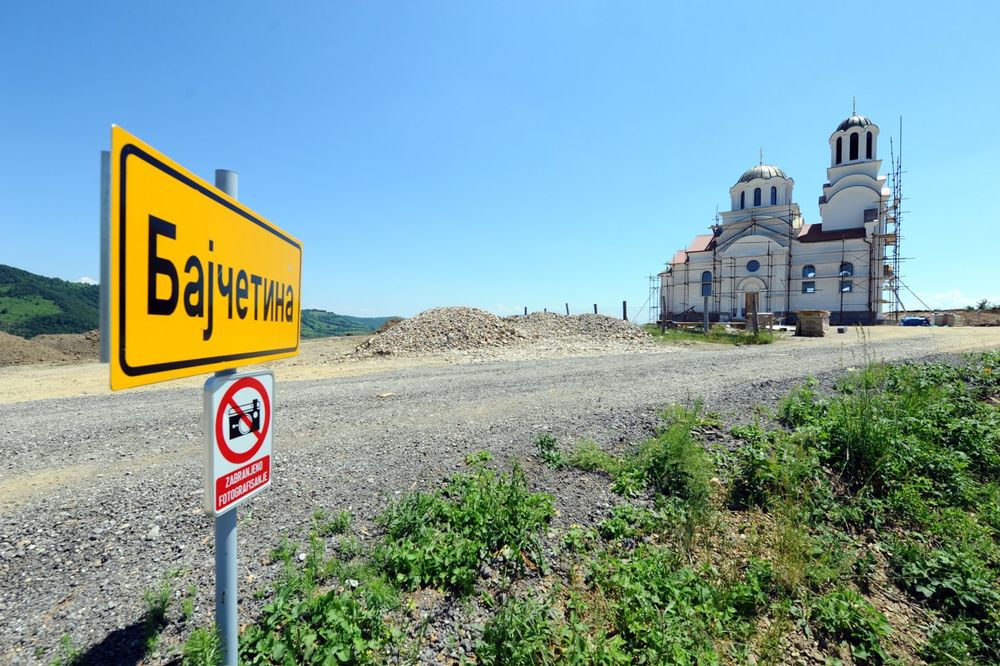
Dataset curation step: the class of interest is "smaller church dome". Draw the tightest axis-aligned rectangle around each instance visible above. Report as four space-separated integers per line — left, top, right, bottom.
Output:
737 164 788 184
835 114 874 132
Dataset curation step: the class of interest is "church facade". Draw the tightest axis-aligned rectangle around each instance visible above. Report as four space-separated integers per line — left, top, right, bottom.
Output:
659 113 892 325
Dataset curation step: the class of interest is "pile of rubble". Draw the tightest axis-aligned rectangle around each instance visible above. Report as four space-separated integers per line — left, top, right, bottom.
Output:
31 329 101 360
507 311 650 343
353 307 525 356
353 307 652 358
0 331 73 366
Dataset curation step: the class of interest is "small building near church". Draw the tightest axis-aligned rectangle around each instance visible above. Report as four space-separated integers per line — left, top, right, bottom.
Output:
659 112 893 326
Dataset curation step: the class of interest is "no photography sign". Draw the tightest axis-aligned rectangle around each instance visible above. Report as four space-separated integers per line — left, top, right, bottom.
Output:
204 371 274 515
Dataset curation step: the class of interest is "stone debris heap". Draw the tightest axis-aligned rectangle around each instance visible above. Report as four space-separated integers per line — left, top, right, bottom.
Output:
506 311 650 343
0 331 74 366
353 307 525 356
353 307 651 357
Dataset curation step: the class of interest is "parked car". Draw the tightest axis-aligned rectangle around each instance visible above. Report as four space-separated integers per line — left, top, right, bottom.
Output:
900 316 931 326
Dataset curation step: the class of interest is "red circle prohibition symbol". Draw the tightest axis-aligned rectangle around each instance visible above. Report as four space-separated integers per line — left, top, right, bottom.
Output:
215 376 271 465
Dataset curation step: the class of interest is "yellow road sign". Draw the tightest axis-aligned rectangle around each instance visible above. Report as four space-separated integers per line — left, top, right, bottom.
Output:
110 126 302 390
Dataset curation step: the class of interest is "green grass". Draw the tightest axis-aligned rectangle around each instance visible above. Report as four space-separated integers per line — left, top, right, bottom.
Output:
644 323 775 345
174 350 1000 664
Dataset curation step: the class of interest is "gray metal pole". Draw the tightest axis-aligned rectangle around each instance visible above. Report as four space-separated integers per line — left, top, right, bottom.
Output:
99 151 111 363
214 169 239 666
703 296 710 333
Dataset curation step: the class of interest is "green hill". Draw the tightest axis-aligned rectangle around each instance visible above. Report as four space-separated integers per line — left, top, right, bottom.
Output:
300 309 398 338
0 264 99 338
0 264 396 340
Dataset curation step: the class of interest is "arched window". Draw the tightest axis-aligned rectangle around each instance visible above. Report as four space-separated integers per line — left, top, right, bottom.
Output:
849 133 859 160
753 187 761 207
701 271 713 297
740 191 745 209
701 271 712 283
770 186 777 205
802 264 816 278
866 131 873 159
836 137 842 164
839 262 854 276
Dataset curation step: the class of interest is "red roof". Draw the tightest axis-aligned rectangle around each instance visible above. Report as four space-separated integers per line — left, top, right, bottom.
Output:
687 234 716 252
797 223 866 243
671 250 688 265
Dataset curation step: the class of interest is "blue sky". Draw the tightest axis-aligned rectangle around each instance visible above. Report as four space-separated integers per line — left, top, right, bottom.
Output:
1 1 997 319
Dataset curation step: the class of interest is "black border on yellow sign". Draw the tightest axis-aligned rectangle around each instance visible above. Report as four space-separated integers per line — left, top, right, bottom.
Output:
118 143 302 377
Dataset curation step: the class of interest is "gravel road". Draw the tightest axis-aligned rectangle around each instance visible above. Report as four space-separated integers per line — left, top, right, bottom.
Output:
1 328 997 663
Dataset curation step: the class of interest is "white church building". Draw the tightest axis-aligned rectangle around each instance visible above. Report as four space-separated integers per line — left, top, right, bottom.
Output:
659 112 893 325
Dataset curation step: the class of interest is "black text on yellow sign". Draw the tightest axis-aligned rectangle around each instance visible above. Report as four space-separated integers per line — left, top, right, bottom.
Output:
110 126 302 390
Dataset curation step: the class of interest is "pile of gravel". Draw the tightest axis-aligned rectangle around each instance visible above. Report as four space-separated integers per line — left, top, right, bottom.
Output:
507 312 650 343
354 307 525 356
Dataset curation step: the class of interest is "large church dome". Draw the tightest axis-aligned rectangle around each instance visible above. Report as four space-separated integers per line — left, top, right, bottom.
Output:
737 164 788 184
729 163 794 211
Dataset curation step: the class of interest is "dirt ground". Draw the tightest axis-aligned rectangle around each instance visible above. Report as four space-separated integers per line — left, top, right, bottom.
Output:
1 325 999 405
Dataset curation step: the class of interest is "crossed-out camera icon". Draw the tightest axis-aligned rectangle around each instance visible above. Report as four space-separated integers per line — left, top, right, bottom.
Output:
227 399 261 440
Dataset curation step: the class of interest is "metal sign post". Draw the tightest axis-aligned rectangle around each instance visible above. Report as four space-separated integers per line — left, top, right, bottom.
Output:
214 170 239 666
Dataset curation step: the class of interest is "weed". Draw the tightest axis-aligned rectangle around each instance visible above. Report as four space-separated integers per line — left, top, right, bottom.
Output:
806 587 889 664
613 405 712 506
919 620 982 665
465 449 492 466
640 408 711 501
888 537 999 620
563 525 596 553
565 439 619 475
475 596 555 665
590 546 739 662
723 558 777 619
535 432 563 468
313 508 352 536
778 378 824 427
49 634 82 666
142 580 172 654
597 505 661 541
375 462 553 593
180 582 198 623
182 626 223 666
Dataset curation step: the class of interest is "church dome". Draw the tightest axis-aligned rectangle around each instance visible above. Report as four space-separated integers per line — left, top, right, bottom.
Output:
737 164 788 184
835 114 874 132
